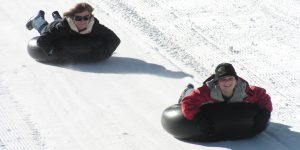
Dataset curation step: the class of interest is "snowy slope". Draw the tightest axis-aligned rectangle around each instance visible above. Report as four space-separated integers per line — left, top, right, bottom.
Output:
1 0 300 149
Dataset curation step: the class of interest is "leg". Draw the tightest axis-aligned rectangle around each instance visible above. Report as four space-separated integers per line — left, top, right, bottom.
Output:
178 83 194 103
26 10 48 34
52 11 62 21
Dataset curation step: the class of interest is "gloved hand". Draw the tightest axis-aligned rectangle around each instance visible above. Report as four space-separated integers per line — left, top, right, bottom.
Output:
47 48 54 56
42 47 57 56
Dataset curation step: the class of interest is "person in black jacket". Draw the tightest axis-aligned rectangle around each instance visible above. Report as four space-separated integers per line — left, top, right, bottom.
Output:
26 2 120 60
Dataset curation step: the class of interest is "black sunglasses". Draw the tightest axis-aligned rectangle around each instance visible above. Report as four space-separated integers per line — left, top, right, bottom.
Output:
73 15 90 21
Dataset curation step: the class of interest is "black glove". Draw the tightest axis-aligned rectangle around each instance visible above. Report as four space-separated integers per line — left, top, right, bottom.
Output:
41 46 57 56
253 109 271 133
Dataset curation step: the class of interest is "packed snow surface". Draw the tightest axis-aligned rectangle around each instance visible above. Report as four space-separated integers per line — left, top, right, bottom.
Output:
0 0 300 149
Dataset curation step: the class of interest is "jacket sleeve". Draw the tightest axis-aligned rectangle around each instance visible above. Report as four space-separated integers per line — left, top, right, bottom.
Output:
181 87 211 120
93 23 121 53
251 86 273 112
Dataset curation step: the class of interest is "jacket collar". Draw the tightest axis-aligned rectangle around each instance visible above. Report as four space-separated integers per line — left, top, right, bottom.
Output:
66 16 95 34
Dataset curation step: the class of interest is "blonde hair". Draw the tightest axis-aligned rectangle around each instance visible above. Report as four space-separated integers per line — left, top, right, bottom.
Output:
63 2 94 17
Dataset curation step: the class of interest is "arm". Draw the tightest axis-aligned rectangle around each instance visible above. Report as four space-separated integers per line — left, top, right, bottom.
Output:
93 22 121 53
246 86 272 133
251 86 273 112
181 86 211 120
250 86 272 133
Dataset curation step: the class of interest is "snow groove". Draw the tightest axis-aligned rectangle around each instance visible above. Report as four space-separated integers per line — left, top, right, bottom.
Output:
91 0 211 79
0 78 45 150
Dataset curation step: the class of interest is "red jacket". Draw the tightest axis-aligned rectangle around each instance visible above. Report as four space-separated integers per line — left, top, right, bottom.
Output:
181 77 273 120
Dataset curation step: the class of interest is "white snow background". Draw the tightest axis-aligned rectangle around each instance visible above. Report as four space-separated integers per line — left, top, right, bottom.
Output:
1 0 300 149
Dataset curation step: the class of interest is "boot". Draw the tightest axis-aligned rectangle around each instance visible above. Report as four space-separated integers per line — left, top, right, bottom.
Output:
52 11 62 21
26 10 45 30
178 83 194 103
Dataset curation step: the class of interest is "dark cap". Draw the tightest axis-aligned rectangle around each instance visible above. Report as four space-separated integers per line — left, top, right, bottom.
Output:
214 63 237 81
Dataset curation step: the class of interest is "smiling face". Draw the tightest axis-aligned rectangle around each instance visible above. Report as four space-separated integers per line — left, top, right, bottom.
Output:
73 10 91 31
217 76 237 97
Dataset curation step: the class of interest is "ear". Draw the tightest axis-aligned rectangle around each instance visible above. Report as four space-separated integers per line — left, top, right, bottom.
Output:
235 75 238 81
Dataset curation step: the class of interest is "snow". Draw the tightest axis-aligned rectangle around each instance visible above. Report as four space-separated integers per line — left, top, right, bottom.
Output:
1 0 300 149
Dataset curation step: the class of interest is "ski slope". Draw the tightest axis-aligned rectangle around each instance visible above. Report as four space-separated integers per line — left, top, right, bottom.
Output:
1 0 300 149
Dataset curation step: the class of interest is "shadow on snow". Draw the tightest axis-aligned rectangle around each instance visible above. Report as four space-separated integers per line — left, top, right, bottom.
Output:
50 56 193 79
180 122 300 150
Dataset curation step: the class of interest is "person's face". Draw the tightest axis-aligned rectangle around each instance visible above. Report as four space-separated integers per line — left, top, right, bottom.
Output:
73 11 91 31
217 76 237 96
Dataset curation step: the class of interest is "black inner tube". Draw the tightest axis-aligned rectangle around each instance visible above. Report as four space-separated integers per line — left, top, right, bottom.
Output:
27 36 114 62
161 102 266 141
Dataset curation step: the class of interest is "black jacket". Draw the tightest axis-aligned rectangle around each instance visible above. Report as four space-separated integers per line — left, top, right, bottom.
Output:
37 17 120 59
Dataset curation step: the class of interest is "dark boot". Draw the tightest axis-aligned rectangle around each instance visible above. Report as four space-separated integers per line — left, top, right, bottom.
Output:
178 83 194 103
26 10 45 30
52 11 62 21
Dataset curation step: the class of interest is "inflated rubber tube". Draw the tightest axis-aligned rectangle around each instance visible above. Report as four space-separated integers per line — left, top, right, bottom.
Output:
27 36 113 62
161 102 264 141
27 36 59 62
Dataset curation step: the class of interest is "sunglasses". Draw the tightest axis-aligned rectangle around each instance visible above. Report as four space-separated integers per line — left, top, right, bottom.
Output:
73 15 90 21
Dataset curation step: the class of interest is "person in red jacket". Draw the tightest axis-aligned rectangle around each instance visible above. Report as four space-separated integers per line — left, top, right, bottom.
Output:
180 63 272 133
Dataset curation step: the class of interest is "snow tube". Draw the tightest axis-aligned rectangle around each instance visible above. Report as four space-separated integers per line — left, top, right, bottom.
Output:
161 102 268 141
27 36 59 62
27 36 114 62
